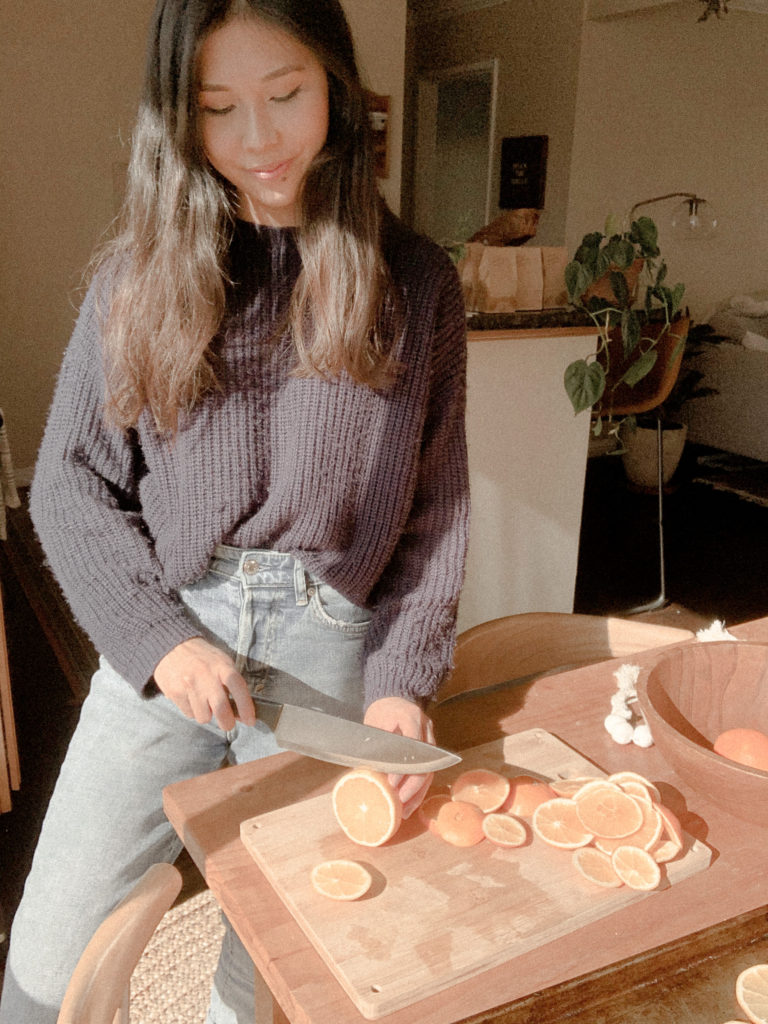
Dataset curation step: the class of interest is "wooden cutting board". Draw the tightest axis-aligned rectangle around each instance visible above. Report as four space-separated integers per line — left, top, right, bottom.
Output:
240 728 712 1019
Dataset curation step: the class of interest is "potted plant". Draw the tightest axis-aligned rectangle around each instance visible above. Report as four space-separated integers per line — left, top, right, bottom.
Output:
563 214 687 428
619 323 722 489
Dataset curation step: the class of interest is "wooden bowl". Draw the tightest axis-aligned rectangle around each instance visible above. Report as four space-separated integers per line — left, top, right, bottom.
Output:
636 641 768 826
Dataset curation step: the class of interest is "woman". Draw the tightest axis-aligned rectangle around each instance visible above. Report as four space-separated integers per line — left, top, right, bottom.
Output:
0 1 469 1021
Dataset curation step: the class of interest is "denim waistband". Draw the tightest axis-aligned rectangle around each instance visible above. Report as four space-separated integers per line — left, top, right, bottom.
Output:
211 545 314 603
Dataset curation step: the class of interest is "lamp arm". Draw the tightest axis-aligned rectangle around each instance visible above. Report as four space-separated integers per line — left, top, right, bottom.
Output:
629 192 703 220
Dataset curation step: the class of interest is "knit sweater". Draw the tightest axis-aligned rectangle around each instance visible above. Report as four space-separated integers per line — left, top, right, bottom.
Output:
30 213 470 706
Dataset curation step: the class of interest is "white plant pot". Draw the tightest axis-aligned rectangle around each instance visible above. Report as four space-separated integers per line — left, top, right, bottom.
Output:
620 422 688 491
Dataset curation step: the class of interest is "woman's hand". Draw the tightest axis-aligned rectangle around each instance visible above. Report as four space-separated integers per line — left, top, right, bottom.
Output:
364 696 436 818
153 637 256 731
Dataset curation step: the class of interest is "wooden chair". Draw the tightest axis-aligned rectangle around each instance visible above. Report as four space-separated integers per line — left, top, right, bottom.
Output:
434 611 695 705
57 863 182 1024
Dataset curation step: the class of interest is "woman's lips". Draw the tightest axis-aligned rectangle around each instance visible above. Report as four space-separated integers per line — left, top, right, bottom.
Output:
247 159 292 180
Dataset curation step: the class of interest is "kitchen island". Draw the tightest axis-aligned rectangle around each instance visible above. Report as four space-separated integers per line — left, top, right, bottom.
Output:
460 313 598 632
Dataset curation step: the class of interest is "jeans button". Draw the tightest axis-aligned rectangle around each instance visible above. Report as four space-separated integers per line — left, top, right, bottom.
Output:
242 557 260 574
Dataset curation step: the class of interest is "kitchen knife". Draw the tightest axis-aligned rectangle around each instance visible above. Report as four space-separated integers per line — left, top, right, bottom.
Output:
252 695 461 773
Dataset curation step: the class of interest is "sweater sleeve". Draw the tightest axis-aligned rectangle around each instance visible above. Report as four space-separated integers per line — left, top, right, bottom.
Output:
361 260 471 707
29 281 201 691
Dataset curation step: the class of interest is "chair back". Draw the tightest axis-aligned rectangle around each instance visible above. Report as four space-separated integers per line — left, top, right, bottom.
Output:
604 315 690 417
57 863 182 1024
435 611 695 704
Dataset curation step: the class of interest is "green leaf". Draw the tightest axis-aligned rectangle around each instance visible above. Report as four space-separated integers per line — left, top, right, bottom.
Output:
565 261 593 303
610 270 630 308
670 282 686 315
630 216 660 258
604 238 635 271
564 359 606 414
604 213 623 238
620 349 657 387
621 309 641 357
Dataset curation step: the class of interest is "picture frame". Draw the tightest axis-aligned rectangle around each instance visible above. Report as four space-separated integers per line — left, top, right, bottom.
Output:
499 135 548 210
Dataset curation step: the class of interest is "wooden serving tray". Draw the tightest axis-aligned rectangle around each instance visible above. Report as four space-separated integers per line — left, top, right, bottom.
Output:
240 729 712 1019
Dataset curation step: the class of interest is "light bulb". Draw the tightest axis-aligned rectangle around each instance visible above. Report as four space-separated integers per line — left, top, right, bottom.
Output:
670 197 717 239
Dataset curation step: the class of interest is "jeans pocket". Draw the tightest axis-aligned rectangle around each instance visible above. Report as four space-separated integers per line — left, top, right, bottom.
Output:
308 582 372 634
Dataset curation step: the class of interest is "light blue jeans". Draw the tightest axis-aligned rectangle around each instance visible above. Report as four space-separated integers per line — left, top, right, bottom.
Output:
0 547 371 1024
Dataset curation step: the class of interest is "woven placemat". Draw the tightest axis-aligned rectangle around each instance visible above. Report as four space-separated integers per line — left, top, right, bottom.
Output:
130 889 225 1024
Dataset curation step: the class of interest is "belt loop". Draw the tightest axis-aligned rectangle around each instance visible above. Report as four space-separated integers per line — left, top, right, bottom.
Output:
293 558 308 606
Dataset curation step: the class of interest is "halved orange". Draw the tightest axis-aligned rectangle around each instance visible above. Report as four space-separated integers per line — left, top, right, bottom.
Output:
417 794 452 834
451 769 511 813
736 963 768 1023
572 845 623 888
574 782 644 839
332 768 403 847
532 797 593 849
610 845 662 891
434 799 486 847
501 775 558 816
311 860 372 901
481 812 528 848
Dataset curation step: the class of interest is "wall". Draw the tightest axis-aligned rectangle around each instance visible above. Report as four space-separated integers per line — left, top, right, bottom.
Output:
1 0 153 477
408 0 583 246
1 0 406 478
566 4 768 321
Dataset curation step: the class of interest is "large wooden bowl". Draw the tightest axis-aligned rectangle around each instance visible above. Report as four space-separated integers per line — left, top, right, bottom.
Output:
636 641 768 827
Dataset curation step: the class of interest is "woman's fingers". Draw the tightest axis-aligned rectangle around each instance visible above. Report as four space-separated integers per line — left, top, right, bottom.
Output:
154 637 254 730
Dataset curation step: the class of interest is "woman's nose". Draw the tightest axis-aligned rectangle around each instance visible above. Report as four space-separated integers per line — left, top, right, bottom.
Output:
241 106 279 152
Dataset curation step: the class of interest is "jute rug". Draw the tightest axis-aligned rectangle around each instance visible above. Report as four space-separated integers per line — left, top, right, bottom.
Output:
130 889 225 1024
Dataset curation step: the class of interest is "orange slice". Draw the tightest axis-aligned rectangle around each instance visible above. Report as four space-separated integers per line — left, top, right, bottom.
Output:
532 797 593 849
310 860 372 901
572 845 624 888
451 769 511 812
434 800 486 846
610 845 662 890
418 794 452 834
650 803 685 863
481 812 528 848
575 782 644 839
549 776 600 798
607 771 662 803
593 798 662 855
501 775 558 815
736 963 768 1024
332 768 403 847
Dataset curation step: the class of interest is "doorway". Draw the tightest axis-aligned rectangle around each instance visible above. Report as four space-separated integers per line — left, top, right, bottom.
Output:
413 60 498 245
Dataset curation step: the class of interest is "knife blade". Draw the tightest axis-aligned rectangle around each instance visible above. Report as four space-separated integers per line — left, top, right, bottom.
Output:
252 695 461 773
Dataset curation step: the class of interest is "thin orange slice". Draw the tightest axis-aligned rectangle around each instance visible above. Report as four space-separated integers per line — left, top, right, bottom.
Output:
650 803 685 863
532 797 593 849
607 771 662 804
575 783 644 839
572 846 623 888
451 769 511 812
310 860 372 901
549 776 600 797
332 768 403 847
736 963 768 1024
418 794 452 834
501 775 558 816
482 812 528 848
593 798 662 855
610 845 662 891
434 800 486 847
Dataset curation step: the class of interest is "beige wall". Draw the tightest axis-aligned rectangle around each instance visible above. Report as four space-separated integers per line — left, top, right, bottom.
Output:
1 0 406 477
410 0 583 246
566 4 768 321
1 1 154 475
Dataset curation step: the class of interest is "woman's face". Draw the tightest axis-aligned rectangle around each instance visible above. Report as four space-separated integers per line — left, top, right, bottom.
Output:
197 16 330 226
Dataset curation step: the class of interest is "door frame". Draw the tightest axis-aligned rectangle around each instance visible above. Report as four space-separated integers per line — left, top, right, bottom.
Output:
413 58 499 240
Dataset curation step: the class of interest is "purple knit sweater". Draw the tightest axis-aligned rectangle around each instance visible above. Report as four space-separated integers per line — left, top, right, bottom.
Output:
30 213 470 706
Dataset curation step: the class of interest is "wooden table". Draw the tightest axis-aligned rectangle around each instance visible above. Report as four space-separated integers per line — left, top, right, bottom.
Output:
163 618 768 1024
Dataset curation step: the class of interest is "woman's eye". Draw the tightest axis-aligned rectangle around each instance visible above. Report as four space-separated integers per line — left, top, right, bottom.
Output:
200 104 234 116
272 86 301 104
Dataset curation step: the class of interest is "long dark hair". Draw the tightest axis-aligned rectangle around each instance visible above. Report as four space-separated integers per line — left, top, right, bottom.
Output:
97 0 392 433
